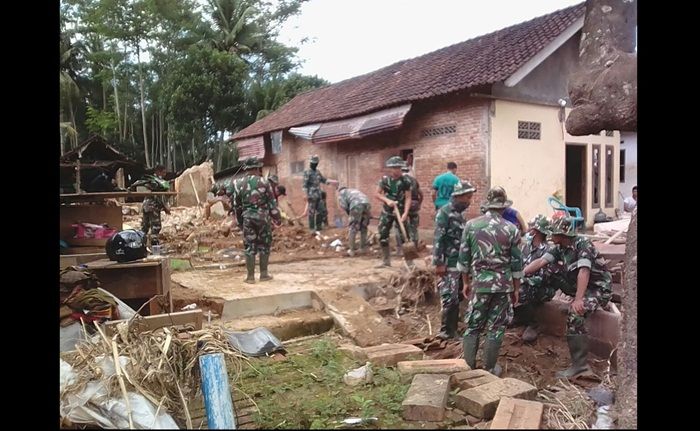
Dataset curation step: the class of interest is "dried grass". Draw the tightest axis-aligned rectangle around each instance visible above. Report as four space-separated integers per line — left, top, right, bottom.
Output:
62 320 248 427
540 379 596 429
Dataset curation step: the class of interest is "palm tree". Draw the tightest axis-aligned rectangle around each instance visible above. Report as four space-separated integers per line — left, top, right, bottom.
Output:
60 32 82 152
206 0 264 55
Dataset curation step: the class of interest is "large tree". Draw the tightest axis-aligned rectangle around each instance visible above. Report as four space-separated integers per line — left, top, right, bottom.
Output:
565 1 637 428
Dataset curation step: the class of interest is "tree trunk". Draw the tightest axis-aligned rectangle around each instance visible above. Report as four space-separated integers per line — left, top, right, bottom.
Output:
159 110 164 165
566 0 637 136
111 59 121 138
617 208 637 429
137 43 150 167
151 113 156 165
123 99 129 143
166 122 173 171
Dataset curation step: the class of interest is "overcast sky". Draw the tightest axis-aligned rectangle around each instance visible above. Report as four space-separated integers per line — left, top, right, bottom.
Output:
276 0 583 83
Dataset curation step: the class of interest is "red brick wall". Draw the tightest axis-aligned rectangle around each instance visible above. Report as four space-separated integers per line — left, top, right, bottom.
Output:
262 95 491 228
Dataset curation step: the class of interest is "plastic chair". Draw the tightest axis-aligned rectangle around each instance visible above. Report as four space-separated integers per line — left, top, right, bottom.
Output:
547 196 585 231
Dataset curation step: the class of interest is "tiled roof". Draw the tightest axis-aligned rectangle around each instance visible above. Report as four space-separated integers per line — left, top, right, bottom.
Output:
234 3 584 139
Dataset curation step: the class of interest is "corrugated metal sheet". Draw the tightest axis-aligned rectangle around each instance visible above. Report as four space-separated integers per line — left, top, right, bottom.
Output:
312 104 412 145
236 136 265 161
288 124 321 140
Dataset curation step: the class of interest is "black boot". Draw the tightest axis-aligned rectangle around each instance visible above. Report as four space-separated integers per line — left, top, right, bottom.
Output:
259 253 272 281
347 230 357 256
514 303 539 342
482 338 503 377
308 214 316 232
556 335 591 378
375 245 391 267
359 230 368 253
463 334 479 369
244 255 256 284
436 306 459 340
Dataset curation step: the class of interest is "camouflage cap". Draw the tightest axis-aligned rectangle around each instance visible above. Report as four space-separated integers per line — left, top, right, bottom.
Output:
242 157 263 170
268 174 279 184
549 217 577 237
309 155 320 163
528 214 551 235
452 180 477 196
385 156 405 168
482 186 512 209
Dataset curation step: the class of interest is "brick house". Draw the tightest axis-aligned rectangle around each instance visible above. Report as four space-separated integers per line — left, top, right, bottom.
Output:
231 2 620 228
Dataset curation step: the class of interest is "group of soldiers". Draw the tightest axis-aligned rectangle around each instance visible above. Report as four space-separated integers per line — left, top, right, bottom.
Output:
135 154 613 380
431 181 613 378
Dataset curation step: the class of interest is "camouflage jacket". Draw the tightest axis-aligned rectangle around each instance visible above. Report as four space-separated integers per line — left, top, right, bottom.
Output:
338 188 370 214
522 234 549 267
130 175 169 212
233 174 281 225
403 174 423 213
210 179 233 197
542 236 612 295
303 168 327 200
457 210 523 293
377 175 412 213
432 201 466 268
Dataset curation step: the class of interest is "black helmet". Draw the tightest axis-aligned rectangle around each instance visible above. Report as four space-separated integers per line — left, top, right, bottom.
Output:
106 230 148 262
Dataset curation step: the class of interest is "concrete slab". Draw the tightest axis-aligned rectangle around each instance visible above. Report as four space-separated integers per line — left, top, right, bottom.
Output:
402 374 450 422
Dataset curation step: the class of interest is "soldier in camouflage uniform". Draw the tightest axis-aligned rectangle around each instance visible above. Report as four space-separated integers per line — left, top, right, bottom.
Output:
458 187 523 376
395 165 423 254
374 156 413 267
523 217 612 378
206 178 234 218
233 157 282 283
337 186 372 256
129 165 171 246
433 181 476 340
302 155 337 232
514 215 568 342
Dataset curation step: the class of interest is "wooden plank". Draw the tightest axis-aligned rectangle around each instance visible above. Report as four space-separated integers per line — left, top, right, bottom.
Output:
200 353 237 429
103 310 203 336
490 397 543 429
60 252 107 268
60 204 123 247
85 258 162 269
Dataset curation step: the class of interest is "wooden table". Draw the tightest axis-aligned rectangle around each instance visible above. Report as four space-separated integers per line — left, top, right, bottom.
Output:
84 258 172 316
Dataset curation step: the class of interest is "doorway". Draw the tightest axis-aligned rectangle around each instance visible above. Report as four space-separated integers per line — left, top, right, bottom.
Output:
565 145 587 221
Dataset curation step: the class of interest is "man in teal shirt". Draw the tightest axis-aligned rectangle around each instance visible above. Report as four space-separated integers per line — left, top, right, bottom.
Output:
432 162 461 211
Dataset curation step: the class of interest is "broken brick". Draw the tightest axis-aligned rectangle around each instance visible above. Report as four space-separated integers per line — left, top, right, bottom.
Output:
454 378 538 419
451 369 500 390
402 374 451 422
490 397 544 429
398 359 470 380
364 343 423 367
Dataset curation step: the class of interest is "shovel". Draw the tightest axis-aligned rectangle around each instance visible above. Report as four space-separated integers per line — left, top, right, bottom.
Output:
393 205 419 260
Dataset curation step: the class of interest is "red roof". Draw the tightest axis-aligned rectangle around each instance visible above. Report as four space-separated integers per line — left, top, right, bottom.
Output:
233 3 585 140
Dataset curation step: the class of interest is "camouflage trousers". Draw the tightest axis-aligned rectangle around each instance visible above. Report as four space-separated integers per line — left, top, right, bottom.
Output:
307 197 324 230
378 209 406 246
464 292 514 342
566 288 611 335
348 203 371 234
395 211 419 244
242 217 272 257
439 270 463 314
318 198 328 227
517 272 568 306
141 209 162 245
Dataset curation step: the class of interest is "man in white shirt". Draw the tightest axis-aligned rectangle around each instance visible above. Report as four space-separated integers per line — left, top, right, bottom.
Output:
623 186 637 212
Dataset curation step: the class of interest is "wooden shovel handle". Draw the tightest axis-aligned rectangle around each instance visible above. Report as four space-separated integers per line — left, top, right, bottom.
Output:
393 205 409 239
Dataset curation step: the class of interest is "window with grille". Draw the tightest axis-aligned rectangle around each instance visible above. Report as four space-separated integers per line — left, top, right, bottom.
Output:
290 161 305 175
421 124 456 138
619 149 626 183
606 130 614 137
605 145 614 207
518 121 541 140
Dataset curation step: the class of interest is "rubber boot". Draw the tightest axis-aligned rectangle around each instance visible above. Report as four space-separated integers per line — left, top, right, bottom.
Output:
482 337 503 377
308 214 316 232
462 334 479 369
259 253 272 281
556 335 591 379
244 255 256 284
436 306 459 340
375 245 391 267
515 303 539 343
359 230 368 254
347 230 357 257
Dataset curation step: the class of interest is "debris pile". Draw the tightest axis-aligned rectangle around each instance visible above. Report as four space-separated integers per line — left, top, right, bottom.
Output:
386 267 438 310
60 324 245 428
